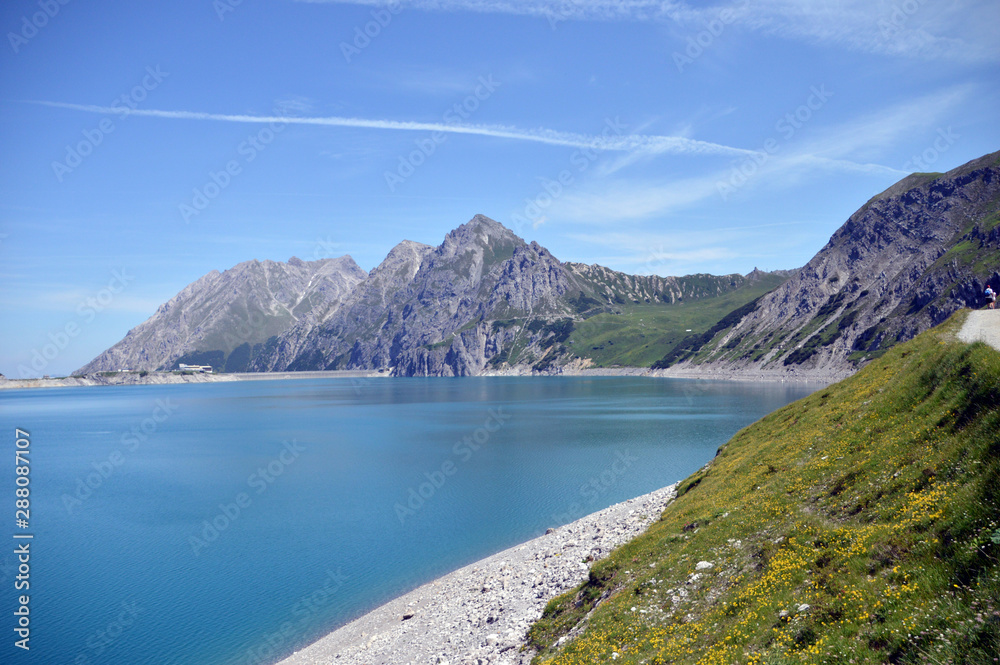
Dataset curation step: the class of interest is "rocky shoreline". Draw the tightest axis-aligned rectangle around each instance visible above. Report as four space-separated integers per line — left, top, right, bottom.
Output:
0 369 384 390
650 363 849 384
1 365 841 390
275 484 678 665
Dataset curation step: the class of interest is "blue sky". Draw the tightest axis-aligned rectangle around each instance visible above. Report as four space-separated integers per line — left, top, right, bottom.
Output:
2 0 998 377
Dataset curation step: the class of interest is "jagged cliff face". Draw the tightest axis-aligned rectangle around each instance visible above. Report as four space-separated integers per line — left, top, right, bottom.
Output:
244 240 438 372
565 263 785 306
670 150 1000 376
76 256 367 373
251 216 586 376
80 214 777 377
247 216 774 376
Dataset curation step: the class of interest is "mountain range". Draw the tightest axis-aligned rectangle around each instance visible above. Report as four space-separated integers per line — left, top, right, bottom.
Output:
79 216 776 376
78 150 1000 379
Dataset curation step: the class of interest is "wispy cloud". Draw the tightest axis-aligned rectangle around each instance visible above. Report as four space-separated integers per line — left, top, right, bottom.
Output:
793 85 972 165
300 0 1000 61
567 230 749 275
544 150 905 227
735 0 999 62
568 220 827 274
553 175 726 224
29 100 757 158
543 85 967 227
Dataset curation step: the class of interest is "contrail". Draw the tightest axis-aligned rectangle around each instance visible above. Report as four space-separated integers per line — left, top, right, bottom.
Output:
30 100 758 158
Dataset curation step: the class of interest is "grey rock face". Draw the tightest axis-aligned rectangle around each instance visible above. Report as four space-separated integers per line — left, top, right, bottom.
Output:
257 215 585 376
76 255 367 374
565 263 766 306
677 150 1000 376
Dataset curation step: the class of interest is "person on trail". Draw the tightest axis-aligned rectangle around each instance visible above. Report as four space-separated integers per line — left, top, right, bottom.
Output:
986 284 996 310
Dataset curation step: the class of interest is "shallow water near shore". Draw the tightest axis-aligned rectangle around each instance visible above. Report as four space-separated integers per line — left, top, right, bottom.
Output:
0 376 819 665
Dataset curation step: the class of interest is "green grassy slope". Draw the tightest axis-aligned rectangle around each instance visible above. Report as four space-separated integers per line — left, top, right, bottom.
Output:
528 310 1000 664
569 275 786 368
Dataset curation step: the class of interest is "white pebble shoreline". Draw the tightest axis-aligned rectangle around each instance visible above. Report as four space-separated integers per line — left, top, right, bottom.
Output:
275 484 678 665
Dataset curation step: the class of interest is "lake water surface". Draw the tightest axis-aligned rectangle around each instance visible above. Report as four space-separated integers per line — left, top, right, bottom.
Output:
0 376 819 665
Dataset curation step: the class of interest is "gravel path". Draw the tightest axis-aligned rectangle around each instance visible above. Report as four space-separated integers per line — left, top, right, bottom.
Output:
275 484 678 665
958 310 1000 351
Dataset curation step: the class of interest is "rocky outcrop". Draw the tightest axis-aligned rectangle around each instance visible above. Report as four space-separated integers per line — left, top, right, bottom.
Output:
76 256 367 374
661 150 1000 377
565 263 782 306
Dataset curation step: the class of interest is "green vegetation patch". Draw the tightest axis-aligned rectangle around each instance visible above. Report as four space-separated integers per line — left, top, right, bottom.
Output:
487 349 509 368
650 295 766 369
423 336 455 351
568 292 606 315
224 342 253 372
575 277 785 369
929 205 1000 278
782 306 859 367
529 310 1000 665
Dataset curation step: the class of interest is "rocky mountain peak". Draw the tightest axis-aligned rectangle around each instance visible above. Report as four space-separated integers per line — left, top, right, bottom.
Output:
370 240 435 280
468 213 511 234
76 254 368 374
441 215 521 254
316 254 365 276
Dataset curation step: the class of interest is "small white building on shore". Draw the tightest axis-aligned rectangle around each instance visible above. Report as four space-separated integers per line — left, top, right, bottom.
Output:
178 364 213 373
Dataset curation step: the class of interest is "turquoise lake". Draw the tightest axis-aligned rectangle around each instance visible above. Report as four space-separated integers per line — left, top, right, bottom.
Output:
0 376 819 665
